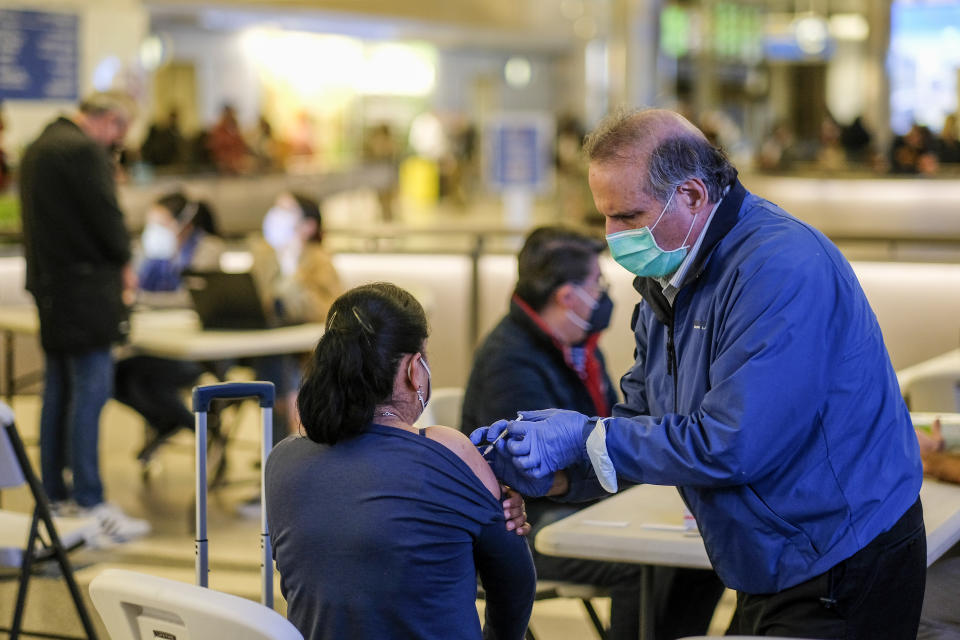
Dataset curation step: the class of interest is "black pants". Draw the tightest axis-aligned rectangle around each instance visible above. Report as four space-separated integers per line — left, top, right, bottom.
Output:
114 356 203 434
730 498 926 639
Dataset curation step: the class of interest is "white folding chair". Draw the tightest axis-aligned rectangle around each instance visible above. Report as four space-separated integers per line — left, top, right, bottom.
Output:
0 401 100 639
90 568 303 640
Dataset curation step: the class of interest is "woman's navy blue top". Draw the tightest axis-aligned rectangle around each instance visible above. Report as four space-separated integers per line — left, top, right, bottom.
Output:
265 424 536 640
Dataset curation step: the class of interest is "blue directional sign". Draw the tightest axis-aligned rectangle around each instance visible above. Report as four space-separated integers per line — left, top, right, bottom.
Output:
0 9 79 100
486 113 555 193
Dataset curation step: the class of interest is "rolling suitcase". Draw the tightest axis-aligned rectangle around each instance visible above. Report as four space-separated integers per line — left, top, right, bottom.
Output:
191 381 276 607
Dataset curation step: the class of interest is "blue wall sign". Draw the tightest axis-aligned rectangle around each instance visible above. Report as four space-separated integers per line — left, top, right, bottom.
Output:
485 113 554 193
0 9 79 101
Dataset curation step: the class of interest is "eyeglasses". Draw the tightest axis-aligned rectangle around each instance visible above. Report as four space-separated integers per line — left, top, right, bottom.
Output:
596 274 610 293
576 274 609 297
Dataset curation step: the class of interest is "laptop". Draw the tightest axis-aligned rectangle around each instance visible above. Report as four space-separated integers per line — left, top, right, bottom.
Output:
181 270 274 330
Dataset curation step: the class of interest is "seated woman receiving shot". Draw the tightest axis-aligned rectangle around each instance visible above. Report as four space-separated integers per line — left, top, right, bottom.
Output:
265 283 536 640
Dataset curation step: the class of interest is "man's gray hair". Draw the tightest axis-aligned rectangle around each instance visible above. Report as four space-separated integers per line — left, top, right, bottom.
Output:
79 91 136 122
583 108 737 203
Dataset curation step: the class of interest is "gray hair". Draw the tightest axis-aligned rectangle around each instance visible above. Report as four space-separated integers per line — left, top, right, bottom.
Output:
79 91 136 122
646 136 737 202
583 108 737 203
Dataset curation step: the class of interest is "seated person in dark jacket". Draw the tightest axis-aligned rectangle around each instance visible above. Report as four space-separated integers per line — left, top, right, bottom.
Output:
462 227 723 640
266 282 536 640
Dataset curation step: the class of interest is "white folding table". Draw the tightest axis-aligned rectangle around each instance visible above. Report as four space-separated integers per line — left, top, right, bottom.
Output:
536 479 960 640
0 304 324 400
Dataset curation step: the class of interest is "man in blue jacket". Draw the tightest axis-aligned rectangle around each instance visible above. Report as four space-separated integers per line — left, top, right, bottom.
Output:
474 108 925 638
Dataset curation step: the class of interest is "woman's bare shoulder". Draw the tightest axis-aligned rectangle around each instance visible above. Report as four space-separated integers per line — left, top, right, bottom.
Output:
422 425 500 499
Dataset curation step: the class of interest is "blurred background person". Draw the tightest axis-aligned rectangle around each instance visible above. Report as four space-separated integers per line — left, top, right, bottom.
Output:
756 121 797 172
935 113 960 165
114 192 224 462
840 116 873 165
136 192 223 294
247 113 280 173
207 104 252 174
363 122 399 222
287 110 316 164
18 91 150 542
555 114 597 227
816 113 847 171
249 192 343 444
139 108 184 169
891 122 939 175
267 282 536 640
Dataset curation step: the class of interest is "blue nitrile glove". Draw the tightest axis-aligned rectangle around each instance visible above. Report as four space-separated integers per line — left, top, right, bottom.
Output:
504 408 594 478
483 445 554 497
469 419 510 449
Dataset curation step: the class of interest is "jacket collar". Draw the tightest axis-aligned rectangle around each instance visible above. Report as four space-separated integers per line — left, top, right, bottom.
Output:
53 116 82 134
509 295 558 351
509 295 602 359
631 178 748 325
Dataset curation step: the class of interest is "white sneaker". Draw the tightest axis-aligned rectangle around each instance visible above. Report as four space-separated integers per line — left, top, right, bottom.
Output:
77 502 151 544
48 500 79 517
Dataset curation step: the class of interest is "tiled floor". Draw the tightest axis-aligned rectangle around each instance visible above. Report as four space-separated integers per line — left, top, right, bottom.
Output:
0 392 734 639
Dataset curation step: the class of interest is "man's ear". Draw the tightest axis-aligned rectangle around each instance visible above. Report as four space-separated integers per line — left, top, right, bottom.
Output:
676 177 710 214
552 283 577 310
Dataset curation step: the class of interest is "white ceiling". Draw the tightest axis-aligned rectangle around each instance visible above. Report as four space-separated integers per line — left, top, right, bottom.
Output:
145 0 607 52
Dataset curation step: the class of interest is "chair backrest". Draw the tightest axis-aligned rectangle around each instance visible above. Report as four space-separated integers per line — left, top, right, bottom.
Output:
89 569 303 640
0 402 26 489
415 387 465 429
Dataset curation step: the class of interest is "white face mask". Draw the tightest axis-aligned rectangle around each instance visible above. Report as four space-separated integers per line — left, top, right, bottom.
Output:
141 222 177 260
262 206 300 251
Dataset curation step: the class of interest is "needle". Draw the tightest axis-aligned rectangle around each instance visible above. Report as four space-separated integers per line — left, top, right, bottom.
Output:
482 429 509 456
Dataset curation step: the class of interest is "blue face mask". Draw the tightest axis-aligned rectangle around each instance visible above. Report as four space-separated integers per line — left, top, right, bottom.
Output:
606 189 698 278
567 286 614 333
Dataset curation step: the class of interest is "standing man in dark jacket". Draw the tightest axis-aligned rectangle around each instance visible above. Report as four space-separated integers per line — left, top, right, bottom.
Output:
462 227 723 639
20 92 150 542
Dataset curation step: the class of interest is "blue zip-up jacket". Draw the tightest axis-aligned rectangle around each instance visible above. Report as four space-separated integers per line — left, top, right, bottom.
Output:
604 180 922 594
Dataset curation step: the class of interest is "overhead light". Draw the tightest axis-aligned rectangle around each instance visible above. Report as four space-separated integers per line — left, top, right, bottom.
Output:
793 13 829 55
92 56 122 91
138 34 168 71
362 43 436 96
829 14 869 42
504 56 532 88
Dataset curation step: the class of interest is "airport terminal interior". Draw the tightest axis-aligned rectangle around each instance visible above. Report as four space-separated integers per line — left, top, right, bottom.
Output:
1 0 960 638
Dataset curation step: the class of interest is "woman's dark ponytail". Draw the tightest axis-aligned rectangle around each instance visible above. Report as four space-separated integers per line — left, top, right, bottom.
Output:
297 283 428 444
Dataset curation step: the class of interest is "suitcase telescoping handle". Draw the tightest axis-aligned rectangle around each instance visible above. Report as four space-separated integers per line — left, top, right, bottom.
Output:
191 382 276 607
